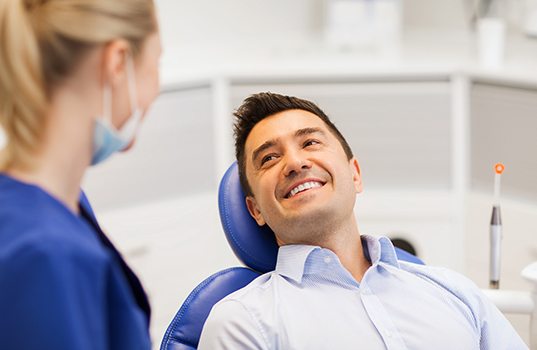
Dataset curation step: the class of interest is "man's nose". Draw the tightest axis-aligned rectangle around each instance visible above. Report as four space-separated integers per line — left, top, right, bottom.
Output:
283 150 312 177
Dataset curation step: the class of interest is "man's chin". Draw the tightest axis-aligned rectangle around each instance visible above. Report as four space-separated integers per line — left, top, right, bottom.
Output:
283 207 332 230
282 197 327 215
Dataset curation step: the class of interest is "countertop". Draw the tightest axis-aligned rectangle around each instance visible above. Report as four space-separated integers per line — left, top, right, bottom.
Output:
158 31 537 90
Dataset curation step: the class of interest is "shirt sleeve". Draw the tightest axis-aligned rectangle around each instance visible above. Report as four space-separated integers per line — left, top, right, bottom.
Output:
0 241 109 350
435 267 528 350
198 299 269 350
473 286 529 349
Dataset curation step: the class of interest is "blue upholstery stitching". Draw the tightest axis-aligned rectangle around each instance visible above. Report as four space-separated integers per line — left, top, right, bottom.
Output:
161 267 249 349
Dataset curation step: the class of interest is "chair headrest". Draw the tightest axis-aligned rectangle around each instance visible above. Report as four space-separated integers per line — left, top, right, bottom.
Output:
218 162 278 273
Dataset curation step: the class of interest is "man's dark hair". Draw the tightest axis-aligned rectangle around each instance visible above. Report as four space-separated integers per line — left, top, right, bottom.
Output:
234 92 354 196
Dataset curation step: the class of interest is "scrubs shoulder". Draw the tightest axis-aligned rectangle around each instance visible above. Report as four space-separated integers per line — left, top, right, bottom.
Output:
0 174 151 350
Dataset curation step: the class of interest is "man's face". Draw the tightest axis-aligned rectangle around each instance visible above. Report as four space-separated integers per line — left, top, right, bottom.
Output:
244 109 362 246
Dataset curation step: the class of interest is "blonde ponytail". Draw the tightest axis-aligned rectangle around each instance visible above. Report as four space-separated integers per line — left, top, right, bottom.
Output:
0 0 47 170
0 0 156 170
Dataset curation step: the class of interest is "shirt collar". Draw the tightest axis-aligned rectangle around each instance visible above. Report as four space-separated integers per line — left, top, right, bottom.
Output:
361 234 400 268
275 235 400 283
275 245 319 283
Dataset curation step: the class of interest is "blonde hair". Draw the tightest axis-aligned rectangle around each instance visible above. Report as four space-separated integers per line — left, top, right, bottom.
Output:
0 0 156 170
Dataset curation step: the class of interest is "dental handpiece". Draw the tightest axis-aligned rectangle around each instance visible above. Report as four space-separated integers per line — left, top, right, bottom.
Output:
490 205 501 289
489 163 504 289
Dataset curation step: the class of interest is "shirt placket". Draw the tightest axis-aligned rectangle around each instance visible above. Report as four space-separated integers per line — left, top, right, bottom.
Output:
360 276 408 350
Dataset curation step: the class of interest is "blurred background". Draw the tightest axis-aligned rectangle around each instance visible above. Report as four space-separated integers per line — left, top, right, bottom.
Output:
5 0 536 347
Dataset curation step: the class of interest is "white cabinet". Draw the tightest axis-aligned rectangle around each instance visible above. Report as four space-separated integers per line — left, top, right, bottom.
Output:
470 83 537 202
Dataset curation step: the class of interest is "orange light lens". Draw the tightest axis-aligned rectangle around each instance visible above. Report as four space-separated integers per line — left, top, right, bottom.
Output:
494 162 505 174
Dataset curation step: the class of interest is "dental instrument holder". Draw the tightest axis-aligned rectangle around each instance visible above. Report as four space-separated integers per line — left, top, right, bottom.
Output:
490 205 502 289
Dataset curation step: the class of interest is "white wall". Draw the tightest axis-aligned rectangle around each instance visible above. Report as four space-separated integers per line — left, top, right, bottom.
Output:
155 0 323 51
403 0 469 31
155 0 470 51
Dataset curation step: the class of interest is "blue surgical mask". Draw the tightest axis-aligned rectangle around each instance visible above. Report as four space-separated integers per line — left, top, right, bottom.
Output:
91 56 143 166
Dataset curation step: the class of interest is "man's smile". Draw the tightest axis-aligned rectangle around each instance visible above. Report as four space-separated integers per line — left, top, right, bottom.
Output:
283 178 326 199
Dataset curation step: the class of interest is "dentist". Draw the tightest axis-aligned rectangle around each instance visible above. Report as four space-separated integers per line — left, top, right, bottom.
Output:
0 0 161 349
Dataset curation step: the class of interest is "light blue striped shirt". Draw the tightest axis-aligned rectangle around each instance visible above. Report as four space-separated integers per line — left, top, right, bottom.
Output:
199 235 527 349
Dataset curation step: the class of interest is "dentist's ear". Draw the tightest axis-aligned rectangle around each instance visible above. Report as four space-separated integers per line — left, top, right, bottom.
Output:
102 39 130 87
350 157 363 193
245 196 266 226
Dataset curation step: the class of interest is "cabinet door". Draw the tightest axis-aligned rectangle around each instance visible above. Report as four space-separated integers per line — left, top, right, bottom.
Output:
470 83 537 202
231 82 452 190
83 87 215 211
468 82 537 283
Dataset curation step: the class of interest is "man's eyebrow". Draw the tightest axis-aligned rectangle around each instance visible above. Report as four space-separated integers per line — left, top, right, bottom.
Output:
252 139 277 164
295 127 326 137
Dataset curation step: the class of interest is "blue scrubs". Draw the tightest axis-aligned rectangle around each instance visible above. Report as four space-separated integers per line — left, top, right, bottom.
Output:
0 174 151 350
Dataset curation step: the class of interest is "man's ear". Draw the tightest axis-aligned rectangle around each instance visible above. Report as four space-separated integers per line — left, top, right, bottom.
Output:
350 157 363 193
245 195 266 226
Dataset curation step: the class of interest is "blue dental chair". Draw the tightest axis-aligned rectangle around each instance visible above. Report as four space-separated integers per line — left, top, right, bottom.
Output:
160 162 424 350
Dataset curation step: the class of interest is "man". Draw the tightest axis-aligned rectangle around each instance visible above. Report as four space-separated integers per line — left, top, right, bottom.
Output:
198 92 526 349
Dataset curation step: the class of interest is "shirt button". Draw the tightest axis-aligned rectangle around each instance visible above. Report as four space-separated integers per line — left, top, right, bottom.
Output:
361 288 370 295
323 257 331 264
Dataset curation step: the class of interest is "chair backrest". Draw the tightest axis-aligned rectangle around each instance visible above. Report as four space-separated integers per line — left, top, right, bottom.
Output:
160 162 423 350
160 267 260 350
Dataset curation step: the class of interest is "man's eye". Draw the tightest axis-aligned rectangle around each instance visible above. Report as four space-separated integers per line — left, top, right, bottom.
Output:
304 139 320 147
261 154 278 165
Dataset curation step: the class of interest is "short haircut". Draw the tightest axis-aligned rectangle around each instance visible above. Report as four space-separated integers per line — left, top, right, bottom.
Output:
233 92 353 196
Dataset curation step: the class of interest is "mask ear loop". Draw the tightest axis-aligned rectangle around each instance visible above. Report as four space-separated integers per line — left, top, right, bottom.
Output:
102 82 112 126
115 53 143 141
125 54 139 115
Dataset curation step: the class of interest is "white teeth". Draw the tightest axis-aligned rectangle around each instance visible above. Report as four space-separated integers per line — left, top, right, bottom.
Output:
288 181 323 198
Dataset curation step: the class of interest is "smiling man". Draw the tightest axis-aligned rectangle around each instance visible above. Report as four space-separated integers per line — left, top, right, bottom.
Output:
198 92 526 350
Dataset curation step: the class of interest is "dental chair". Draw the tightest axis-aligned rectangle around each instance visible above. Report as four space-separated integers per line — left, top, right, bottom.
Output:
160 162 424 350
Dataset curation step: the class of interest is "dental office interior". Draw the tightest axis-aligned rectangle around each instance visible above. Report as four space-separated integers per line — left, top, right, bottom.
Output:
3 0 537 348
